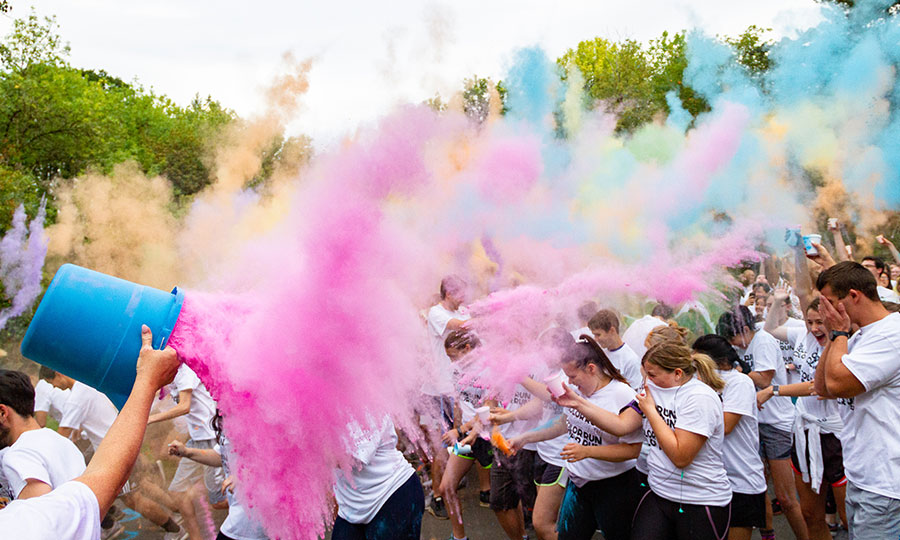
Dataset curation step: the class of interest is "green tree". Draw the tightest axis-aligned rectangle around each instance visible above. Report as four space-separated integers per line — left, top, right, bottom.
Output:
462 75 507 124
724 25 774 85
646 31 709 122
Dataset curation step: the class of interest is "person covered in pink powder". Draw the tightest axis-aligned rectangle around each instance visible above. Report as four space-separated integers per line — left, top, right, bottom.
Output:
331 417 424 540
420 275 471 520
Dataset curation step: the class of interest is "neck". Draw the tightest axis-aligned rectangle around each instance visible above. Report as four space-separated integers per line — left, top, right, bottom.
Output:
440 299 457 311
9 416 40 445
855 302 891 328
608 336 624 350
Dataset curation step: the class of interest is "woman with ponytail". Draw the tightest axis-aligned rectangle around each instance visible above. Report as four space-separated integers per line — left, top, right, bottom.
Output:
630 341 732 540
509 335 643 540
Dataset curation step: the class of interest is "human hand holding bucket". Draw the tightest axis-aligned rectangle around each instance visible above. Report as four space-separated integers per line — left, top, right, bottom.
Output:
20 264 185 409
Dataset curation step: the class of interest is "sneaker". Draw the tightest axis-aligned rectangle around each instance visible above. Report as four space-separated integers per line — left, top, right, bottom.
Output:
100 523 125 540
479 490 490 508
771 497 783 516
427 496 449 520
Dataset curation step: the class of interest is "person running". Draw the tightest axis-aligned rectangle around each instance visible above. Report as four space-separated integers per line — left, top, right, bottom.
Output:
147 363 219 540
168 411 268 540
815 261 900 538
0 370 85 503
692 335 767 540
438 329 494 540
331 417 424 540
717 305 808 540
422 275 471 520
760 295 846 540
510 336 642 540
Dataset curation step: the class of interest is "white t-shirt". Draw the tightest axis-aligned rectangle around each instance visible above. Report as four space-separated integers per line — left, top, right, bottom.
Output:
570 326 592 340
170 365 217 442
778 318 808 385
877 285 900 303
605 343 643 390
216 438 268 540
59 382 118 451
2 428 86 499
34 380 69 422
738 331 794 432
565 380 642 486
451 363 485 424
644 378 732 506
838 312 900 499
786 327 840 429
0 480 100 540
718 370 766 494
497 385 541 451
622 315 667 360
423 304 470 397
535 399 568 468
333 418 415 524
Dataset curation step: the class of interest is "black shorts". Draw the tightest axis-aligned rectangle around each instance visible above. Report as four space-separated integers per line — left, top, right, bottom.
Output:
532 454 565 487
490 449 536 511
454 437 494 468
632 490 731 540
730 491 766 529
790 431 846 487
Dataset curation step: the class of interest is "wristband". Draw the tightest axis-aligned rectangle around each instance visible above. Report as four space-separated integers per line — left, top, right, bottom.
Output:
830 330 851 341
772 385 779 396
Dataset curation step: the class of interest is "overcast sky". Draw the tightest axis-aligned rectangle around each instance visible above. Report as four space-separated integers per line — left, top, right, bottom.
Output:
1 1 825 145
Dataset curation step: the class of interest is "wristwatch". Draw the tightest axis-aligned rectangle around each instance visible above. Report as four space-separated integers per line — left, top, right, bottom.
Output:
772 385 780 396
830 330 851 341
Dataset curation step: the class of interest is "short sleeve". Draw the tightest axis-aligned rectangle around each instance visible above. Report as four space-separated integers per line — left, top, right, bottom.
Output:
722 376 755 417
752 336 781 372
674 391 720 438
427 306 454 338
0 480 100 540
843 334 900 392
2 448 49 497
173 365 200 393
33 381 52 413
786 327 805 349
59 391 87 430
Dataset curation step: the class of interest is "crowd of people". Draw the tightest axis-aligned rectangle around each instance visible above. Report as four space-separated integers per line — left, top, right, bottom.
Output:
0 218 899 540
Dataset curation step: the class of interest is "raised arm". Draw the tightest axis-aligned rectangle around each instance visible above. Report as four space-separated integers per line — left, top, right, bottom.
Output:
75 326 179 517
829 219 850 262
792 242 815 314
877 235 900 266
147 389 192 425
763 291 791 342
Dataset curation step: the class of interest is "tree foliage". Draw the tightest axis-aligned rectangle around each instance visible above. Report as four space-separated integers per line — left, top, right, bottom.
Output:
461 75 507 125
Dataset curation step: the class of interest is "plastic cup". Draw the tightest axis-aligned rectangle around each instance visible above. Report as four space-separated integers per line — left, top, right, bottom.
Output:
543 370 566 398
20 264 184 409
828 218 838 229
802 234 822 255
475 406 491 423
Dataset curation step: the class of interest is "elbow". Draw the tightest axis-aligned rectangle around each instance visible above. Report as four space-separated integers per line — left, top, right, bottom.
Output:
671 457 693 469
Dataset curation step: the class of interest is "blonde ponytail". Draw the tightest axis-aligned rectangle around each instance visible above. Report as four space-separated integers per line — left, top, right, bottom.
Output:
643 342 725 392
690 353 725 392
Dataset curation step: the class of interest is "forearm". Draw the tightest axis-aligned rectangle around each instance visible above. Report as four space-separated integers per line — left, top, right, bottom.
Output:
79 378 158 515
147 401 189 424
519 418 567 445
814 341 832 397
832 231 849 262
889 245 900 266
823 336 855 397
179 447 223 467
793 246 814 311
576 400 638 437
521 377 552 402
760 381 814 402
581 443 640 462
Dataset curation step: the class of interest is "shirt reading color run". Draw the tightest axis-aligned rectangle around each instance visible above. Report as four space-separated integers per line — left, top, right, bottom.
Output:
840 312 900 499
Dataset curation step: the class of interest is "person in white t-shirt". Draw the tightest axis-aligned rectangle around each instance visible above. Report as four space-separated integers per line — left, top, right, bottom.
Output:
621 307 669 360
47 367 185 537
34 368 70 427
512 336 642 540
763 293 807 384
0 370 86 502
331 417 423 540
692 335 767 540
762 295 848 540
717 305 808 540
587 309 642 390
438 329 495 540
569 300 598 340
815 261 900 539
148 363 218 540
168 412 269 540
421 275 470 520
0 324 180 540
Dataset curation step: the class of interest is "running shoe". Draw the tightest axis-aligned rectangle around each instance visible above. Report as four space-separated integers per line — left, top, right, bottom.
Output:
427 496 449 520
100 523 125 540
479 490 490 507
771 497 783 516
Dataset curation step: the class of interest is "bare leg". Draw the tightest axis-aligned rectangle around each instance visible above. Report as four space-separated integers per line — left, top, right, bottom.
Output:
532 483 565 540
728 526 752 540
171 486 204 540
795 473 831 540
440 454 475 539
833 482 848 529
478 464 491 493
494 502 525 540
122 491 172 527
769 458 809 540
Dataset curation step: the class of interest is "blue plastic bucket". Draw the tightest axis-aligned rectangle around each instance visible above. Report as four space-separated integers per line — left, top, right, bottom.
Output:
21 264 184 409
